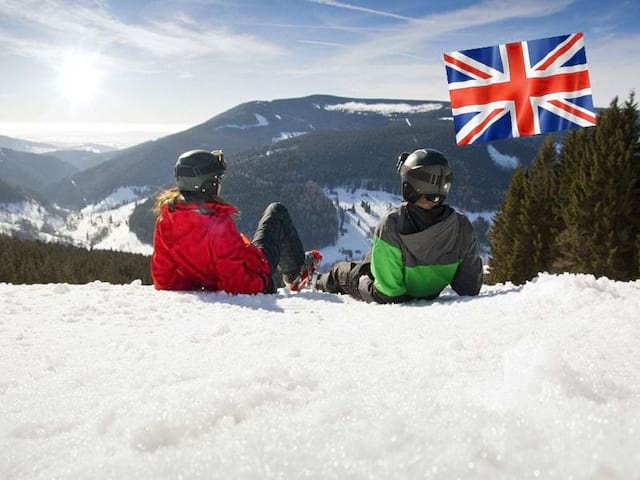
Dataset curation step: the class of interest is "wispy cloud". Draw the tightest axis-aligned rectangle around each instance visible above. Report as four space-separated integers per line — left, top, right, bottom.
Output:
297 39 345 47
329 0 577 65
287 0 578 101
305 0 411 21
0 0 284 69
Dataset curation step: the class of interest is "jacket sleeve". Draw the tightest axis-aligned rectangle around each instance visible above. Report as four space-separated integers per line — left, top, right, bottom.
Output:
450 217 483 296
151 218 196 291
364 215 413 304
210 215 270 295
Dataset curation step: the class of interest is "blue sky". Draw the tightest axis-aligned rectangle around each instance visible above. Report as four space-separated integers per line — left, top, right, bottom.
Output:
0 0 638 126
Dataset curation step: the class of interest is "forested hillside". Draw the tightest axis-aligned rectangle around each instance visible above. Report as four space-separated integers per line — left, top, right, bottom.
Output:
0 235 151 284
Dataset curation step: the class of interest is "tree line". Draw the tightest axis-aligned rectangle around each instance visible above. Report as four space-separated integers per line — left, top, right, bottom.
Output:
488 94 640 284
0 235 151 284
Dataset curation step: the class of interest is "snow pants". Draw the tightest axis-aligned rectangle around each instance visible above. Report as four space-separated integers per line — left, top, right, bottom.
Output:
315 254 372 301
252 203 305 293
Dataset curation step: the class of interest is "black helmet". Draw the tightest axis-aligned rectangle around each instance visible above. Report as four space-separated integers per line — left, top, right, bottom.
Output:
396 148 452 204
175 149 226 194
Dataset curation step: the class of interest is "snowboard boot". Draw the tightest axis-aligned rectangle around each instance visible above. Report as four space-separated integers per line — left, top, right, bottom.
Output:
285 250 322 292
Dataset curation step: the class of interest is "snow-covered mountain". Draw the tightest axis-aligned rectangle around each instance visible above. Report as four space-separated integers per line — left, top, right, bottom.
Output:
2 273 639 479
0 187 152 254
1 185 493 259
0 94 541 252
44 94 542 209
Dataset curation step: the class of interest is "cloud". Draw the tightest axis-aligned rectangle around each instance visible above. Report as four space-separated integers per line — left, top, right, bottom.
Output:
289 0 578 98
586 34 640 105
297 39 345 47
329 0 577 65
0 0 284 69
305 0 411 21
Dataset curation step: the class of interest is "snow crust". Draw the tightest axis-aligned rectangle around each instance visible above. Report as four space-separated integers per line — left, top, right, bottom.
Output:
271 131 307 144
324 102 443 115
217 114 270 130
1 273 639 479
487 145 519 170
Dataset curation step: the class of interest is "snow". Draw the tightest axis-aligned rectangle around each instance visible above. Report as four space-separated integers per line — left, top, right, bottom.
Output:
271 131 307 143
439 116 454 121
61 190 153 255
405 118 412 126
0 188 152 254
321 188 401 265
487 145 519 170
1 273 639 479
325 102 443 115
217 114 270 130
69 201 153 255
274 114 282 120
458 209 494 224
0 201 67 239
80 187 149 214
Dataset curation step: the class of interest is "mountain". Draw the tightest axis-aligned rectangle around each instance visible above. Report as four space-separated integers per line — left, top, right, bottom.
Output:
0 177 29 203
129 119 542 250
9 94 548 253
0 147 79 193
45 95 451 208
48 148 118 171
2 273 638 478
0 134 56 153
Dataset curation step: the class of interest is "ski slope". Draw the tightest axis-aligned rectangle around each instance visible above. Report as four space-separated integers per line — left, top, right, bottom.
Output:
1 274 639 479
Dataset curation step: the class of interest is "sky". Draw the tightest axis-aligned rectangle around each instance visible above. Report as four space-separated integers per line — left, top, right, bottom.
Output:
0 0 638 129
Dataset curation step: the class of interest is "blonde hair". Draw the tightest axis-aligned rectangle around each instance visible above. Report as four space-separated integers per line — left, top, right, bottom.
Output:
153 187 183 215
153 187 231 217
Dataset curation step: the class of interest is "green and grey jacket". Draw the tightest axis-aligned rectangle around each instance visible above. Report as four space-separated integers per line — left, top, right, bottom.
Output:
359 204 483 304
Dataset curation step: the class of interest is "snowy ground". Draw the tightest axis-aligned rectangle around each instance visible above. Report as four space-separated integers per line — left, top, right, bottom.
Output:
1 273 639 479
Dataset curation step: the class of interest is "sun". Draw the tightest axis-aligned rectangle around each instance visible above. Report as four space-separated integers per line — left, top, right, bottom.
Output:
57 52 102 102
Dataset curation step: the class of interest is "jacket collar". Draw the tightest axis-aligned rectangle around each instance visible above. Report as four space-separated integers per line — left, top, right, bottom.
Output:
163 201 238 216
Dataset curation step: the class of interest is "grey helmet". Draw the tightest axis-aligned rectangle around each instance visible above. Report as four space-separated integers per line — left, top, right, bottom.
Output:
396 148 453 204
175 149 226 194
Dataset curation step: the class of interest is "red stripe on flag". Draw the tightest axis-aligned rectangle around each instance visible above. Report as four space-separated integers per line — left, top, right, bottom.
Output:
448 70 592 109
444 54 492 80
548 99 596 123
458 109 504 145
536 33 583 71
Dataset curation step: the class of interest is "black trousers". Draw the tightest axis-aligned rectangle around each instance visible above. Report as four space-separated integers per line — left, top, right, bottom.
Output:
252 203 305 293
315 253 372 300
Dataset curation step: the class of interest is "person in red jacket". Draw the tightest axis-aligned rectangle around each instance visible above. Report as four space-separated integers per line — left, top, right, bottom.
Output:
151 149 321 294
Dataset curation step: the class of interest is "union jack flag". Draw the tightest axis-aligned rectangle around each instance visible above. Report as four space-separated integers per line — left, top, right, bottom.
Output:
444 33 596 145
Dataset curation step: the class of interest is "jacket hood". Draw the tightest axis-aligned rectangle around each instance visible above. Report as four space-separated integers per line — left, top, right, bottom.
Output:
398 212 463 265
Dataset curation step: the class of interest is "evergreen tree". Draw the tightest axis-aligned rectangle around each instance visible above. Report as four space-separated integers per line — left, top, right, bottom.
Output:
488 167 530 284
557 93 640 280
522 135 560 274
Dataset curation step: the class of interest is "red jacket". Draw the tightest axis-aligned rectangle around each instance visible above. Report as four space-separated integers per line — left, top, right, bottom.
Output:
151 202 270 293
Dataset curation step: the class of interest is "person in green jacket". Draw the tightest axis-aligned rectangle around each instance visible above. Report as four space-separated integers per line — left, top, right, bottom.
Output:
313 148 483 303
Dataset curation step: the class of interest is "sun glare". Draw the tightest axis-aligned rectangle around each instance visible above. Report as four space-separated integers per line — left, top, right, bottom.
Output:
57 52 102 102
